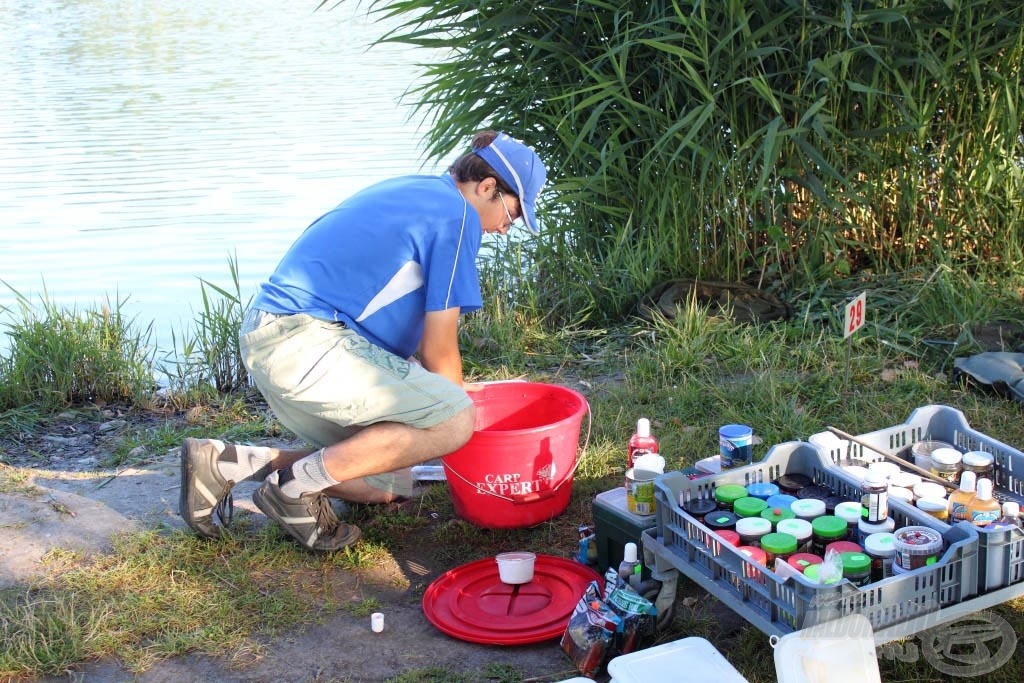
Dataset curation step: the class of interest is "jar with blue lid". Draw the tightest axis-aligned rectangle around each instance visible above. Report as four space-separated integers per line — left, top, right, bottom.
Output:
765 493 798 510
746 481 780 500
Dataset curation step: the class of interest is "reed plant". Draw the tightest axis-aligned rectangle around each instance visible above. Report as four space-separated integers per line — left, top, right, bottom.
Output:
345 0 1024 322
0 283 155 413
158 253 250 398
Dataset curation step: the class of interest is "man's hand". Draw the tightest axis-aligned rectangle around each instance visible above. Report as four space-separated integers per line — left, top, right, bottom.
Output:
420 308 466 388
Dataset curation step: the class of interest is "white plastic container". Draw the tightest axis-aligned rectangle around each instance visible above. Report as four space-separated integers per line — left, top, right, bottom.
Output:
771 614 881 683
495 552 536 584
608 636 748 682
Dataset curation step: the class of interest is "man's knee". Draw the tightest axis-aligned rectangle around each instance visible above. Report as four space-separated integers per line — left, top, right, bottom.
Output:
448 403 476 450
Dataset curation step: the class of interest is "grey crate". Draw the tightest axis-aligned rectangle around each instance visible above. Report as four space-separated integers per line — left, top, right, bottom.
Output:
651 441 979 639
809 404 1024 593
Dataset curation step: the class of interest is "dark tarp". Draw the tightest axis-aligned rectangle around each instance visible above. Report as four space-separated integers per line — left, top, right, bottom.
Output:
953 352 1024 403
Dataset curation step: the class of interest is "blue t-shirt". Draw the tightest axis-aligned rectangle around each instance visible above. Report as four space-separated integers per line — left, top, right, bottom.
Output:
252 174 483 359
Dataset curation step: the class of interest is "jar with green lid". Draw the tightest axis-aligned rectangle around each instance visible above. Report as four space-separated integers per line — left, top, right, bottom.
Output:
811 515 848 556
760 506 796 530
715 484 748 511
760 532 798 566
803 562 841 585
736 517 772 547
840 551 872 587
733 496 768 518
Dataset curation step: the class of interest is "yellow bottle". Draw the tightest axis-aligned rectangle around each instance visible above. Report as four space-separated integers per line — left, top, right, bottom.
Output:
947 471 977 523
968 478 1001 527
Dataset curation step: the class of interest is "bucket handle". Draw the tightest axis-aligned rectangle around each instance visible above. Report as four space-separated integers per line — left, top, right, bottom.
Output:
444 400 593 504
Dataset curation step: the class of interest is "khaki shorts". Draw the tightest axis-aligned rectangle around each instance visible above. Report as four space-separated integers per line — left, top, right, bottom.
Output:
239 310 471 497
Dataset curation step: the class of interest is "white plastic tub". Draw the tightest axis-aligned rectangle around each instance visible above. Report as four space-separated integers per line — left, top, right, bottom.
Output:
607 637 748 682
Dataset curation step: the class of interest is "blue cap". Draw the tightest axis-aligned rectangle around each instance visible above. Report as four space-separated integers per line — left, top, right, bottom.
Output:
474 133 547 234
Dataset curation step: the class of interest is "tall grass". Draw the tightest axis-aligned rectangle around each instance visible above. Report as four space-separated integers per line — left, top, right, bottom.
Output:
344 0 1024 322
0 256 251 416
0 282 155 412
158 253 250 397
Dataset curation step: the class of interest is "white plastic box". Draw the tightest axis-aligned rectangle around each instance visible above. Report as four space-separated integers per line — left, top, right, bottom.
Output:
771 614 881 683
607 637 748 683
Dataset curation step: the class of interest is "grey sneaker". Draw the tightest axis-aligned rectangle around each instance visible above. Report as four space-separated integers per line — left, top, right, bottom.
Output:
252 479 361 552
179 438 234 539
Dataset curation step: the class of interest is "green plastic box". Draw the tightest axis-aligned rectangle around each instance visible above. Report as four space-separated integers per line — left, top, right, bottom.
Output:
592 486 658 574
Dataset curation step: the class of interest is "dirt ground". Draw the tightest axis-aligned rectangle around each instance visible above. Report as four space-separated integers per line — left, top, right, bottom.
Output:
0 418 606 683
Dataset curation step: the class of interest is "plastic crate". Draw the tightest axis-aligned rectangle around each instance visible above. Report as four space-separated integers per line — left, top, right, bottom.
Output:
809 405 1024 593
650 441 979 639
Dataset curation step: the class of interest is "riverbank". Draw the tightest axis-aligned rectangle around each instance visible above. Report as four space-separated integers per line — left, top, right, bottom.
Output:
3 301 1024 681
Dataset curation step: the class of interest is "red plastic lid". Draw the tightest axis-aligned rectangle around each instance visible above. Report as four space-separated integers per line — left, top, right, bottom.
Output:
826 540 863 555
422 554 602 645
716 530 741 547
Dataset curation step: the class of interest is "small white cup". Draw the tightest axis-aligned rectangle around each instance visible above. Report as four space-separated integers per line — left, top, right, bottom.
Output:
371 612 384 633
496 552 537 584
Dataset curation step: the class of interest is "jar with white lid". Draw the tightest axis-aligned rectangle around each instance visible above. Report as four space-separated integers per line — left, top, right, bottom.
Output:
833 501 862 541
913 481 948 501
867 461 902 480
889 471 923 490
890 486 915 503
916 497 950 522
961 450 995 482
790 498 826 521
864 532 896 581
929 448 962 484
777 518 814 553
736 517 773 547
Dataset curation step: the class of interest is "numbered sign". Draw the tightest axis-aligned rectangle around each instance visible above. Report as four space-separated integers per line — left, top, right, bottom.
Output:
844 291 867 338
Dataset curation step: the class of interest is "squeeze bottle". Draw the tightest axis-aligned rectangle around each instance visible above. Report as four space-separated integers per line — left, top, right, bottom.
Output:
627 418 659 469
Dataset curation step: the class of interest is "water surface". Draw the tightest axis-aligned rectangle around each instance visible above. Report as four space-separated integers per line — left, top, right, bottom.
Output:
0 0 446 354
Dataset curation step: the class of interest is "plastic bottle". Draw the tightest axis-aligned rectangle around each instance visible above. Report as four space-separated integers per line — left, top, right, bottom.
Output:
627 418 659 469
990 502 1023 530
860 469 889 524
618 542 642 589
967 478 1001 527
947 471 977 523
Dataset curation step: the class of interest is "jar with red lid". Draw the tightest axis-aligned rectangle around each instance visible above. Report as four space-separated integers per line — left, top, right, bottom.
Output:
825 540 863 556
709 529 741 557
716 530 741 547
737 546 768 584
787 552 823 574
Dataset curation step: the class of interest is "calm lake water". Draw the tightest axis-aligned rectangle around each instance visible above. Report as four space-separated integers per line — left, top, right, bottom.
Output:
0 0 447 356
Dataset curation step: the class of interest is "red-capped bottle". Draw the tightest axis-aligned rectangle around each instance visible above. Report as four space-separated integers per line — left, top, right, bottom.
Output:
627 418 659 468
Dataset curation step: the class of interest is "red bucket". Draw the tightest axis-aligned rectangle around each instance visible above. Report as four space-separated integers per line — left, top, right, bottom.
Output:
442 381 590 529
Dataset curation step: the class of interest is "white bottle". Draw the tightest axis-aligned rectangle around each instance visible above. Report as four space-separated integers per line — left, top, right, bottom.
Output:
990 501 1023 530
618 542 642 589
